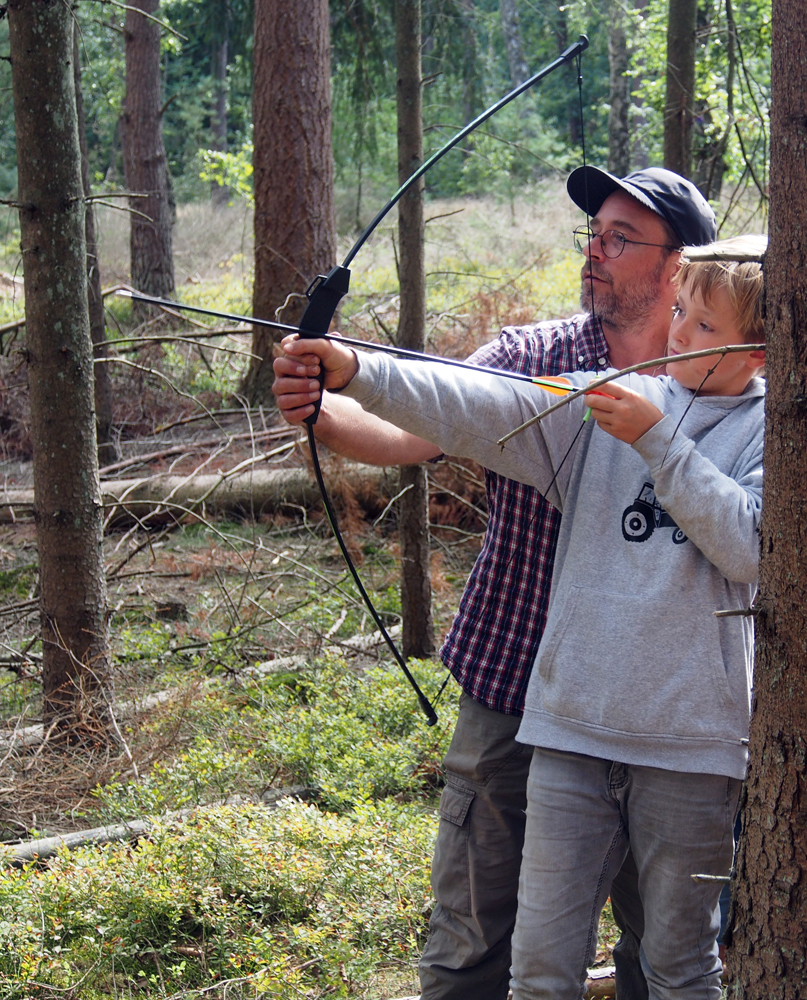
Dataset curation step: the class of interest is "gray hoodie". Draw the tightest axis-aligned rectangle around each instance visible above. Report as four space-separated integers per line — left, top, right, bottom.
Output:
340 353 764 779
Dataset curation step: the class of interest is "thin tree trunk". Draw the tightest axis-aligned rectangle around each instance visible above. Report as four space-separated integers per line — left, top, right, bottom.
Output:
247 0 336 405
500 0 530 88
74 26 118 464
211 35 230 208
543 1 581 146
630 0 651 169
726 4 807 997
692 0 735 202
8 0 110 731
607 0 631 177
663 0 698 177
121 0 176 302
396 0 434 659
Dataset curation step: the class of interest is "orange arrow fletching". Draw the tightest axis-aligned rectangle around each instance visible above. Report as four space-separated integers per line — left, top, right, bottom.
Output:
531 376 575 397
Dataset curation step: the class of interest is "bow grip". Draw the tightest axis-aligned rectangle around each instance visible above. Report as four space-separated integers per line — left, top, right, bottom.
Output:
298 265 351 425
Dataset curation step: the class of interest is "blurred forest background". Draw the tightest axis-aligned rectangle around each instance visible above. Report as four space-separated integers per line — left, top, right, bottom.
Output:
0 0 771 232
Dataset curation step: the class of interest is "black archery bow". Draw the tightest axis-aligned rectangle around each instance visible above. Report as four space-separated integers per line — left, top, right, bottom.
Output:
124 35 591 725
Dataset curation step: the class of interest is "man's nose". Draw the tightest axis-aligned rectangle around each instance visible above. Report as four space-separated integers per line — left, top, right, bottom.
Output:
584 232 606 261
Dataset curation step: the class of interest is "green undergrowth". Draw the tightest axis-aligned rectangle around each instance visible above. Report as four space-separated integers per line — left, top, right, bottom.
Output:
94 657 457 819
0 799 437 999
0 657 457 998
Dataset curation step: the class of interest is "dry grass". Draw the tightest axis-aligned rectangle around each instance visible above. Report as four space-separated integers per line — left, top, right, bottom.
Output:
96 199 255 286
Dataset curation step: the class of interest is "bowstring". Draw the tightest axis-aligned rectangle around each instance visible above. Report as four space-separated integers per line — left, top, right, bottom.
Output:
659 353 727 470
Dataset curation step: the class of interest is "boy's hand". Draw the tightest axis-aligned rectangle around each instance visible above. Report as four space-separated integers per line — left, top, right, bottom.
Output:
583 382 663 444
273 335 359 424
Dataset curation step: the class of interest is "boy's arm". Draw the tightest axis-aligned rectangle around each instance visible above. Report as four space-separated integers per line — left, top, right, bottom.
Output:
320 346 592 508
273 343 442 465
632 413 763 584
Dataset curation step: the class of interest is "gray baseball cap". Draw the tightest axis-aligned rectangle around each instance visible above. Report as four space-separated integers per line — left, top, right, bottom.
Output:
567 166 717 247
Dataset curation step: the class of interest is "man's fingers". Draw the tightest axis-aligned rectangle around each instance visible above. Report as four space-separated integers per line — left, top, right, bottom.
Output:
273 375 322 397
281 333 331 364
273 354 320 378
277 401 316 425
275 389 322 414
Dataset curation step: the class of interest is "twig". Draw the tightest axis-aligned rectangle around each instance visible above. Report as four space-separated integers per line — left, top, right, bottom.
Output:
373 483 414 527
109 327 250 345
95 356 222 428
154 407 268 434
105 333 259 359
496 344 765 447
98 429 297 476
428 480 489 524
92 199 154 221
85 190 149 201
0 316 26 335
89 0 187 39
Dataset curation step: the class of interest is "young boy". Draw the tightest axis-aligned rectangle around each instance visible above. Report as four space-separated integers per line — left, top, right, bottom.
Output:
281 238 766 999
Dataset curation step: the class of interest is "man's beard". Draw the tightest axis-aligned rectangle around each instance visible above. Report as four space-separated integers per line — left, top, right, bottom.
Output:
580 257 668 328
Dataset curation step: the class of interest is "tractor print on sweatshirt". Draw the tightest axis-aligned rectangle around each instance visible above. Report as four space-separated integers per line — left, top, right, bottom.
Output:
622 482 688 545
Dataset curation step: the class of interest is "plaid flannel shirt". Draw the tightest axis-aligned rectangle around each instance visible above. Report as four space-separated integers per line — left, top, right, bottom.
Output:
440 313 609 716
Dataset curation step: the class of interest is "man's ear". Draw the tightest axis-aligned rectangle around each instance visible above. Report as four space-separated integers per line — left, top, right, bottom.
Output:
662 251 683 292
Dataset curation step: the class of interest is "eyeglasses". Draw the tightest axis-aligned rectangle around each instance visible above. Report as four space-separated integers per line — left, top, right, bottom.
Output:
573 226 681 259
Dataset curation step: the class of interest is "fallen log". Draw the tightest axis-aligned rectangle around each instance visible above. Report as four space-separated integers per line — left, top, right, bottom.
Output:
2 785 316 865
0 464 398 528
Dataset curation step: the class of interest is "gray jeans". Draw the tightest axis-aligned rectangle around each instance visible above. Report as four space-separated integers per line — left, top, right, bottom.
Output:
510 747 740 1000
419 693 648 1000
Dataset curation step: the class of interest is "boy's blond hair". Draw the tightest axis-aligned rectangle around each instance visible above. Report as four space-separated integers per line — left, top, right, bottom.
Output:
676 234 767 344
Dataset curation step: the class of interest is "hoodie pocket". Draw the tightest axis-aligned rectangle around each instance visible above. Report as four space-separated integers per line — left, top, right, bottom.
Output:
536 585 737 740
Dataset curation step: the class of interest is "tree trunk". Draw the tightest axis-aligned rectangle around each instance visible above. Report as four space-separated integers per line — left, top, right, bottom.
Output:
607 0 631 177
74 26 118 465
246 0 336 405
121 0 176 302
396 0 434 660
663 0 698 177
8 0 110 731
458 1 478 134
500 0 530 88
726 4 807 997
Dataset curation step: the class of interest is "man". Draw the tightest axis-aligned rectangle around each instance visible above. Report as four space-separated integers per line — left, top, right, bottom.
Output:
272 166 717 1000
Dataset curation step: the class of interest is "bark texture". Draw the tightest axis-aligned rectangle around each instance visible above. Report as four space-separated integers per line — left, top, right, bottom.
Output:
121 0 176 301
396 0 434 659
663 0 698 177
247 0 336 404
8 0 110 727
726 4 807 996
